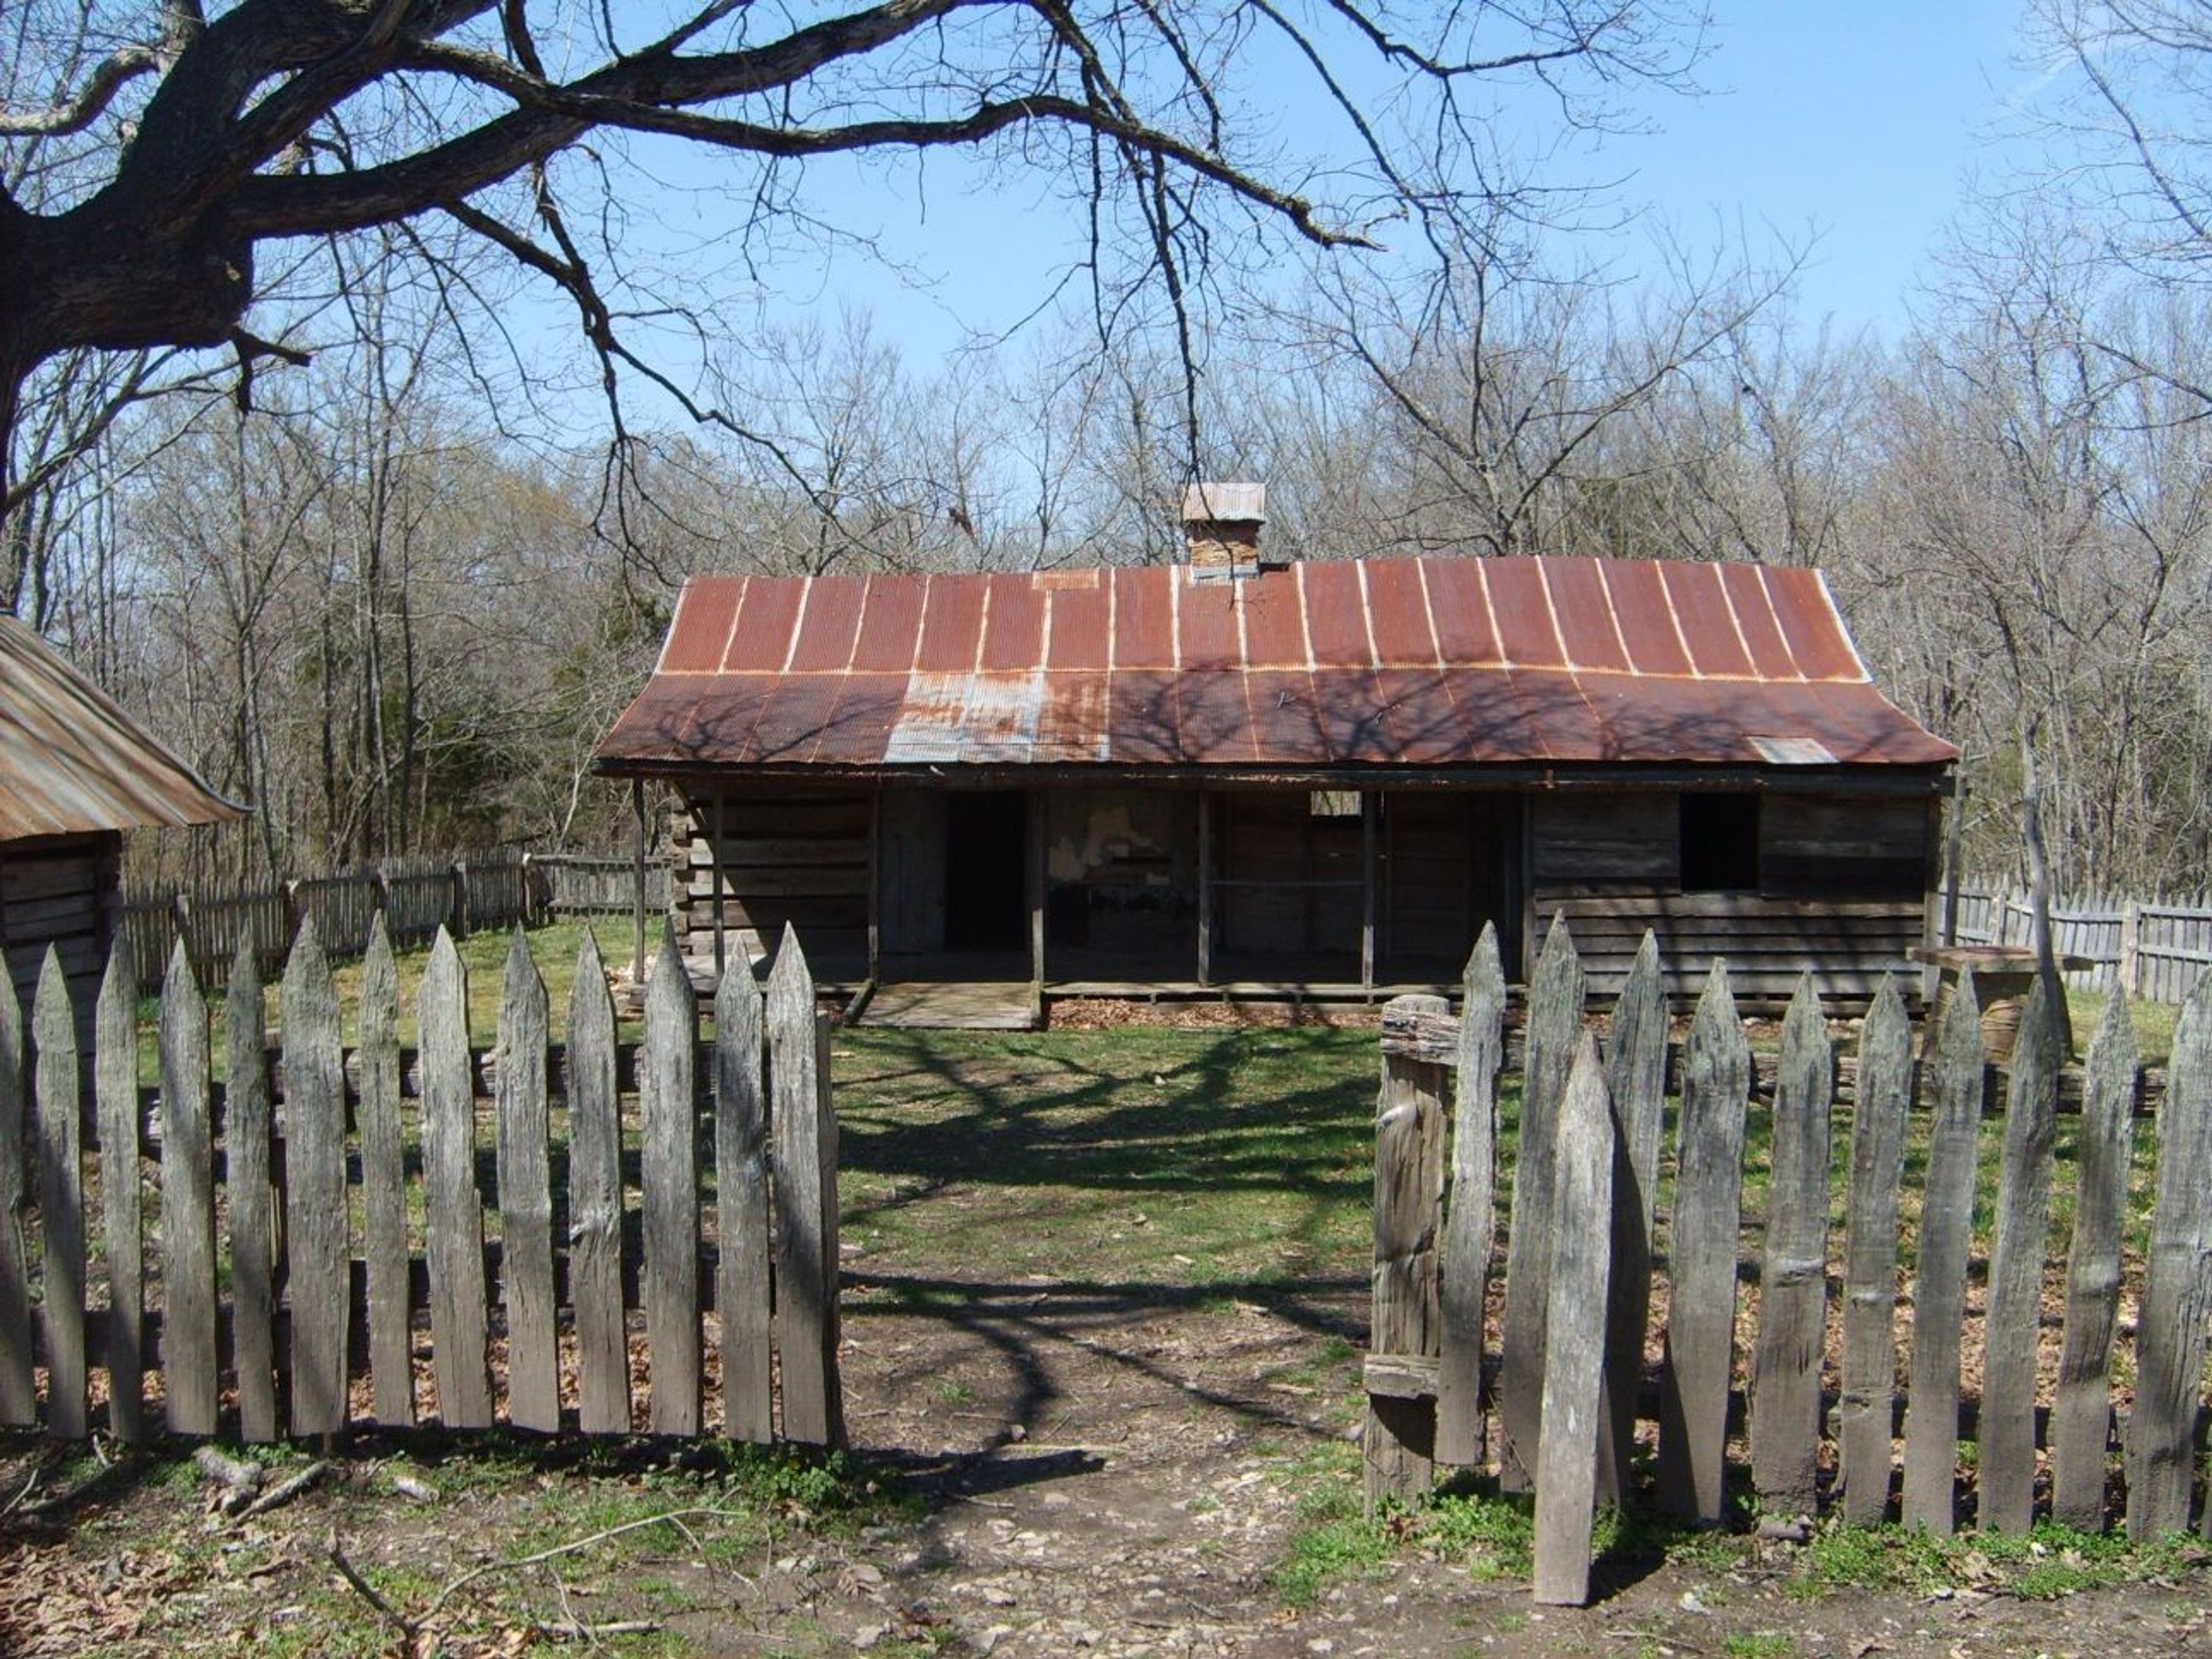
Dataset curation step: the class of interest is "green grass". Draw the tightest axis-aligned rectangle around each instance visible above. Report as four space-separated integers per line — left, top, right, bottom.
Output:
1272 1455 1395 1605
2066 988 2177 1069
1792 1517 2209 1601
1264 1468 2212 1614
834 1025 1384 1285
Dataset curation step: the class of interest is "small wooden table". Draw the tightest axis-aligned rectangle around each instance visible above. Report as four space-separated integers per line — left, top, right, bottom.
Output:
1908 945 2094 1063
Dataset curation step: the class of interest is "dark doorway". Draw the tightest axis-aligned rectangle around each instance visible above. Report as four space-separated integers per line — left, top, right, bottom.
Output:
944 791 1028 951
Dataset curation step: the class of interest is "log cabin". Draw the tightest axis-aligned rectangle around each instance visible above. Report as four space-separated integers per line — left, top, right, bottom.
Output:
596 487 1956 1020
0 618 243 1046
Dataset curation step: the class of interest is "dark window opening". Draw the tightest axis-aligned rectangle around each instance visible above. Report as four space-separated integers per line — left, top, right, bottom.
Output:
1680 793 1760 892
944 791 1028 950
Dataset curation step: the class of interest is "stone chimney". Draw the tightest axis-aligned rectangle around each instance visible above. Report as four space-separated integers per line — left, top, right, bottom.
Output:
1181 482 1266 580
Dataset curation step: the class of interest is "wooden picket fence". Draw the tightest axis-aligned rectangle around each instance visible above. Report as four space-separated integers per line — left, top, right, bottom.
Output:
117 849 671 993
0 917 842 1449
120 850 535 991
1366 918 2212 1606
1953 881 2212 1005
533 852 672 918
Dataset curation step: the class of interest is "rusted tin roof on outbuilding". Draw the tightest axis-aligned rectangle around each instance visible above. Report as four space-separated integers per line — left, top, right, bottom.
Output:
0 617 245 840
599 555 1956 774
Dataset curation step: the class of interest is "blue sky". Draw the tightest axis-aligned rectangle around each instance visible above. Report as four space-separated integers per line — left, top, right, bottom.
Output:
1621 2 2035 338
661 2 2041 363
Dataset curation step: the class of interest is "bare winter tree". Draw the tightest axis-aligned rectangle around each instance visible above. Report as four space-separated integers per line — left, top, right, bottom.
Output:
1292 227 1798 558
1846 212 2212 912
2029 0 2212 287
0 0 1709 563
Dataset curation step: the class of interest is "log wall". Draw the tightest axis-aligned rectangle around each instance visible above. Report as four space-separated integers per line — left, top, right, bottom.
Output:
0 831 119 1055
672 788 872 972
1531 790 1931 1001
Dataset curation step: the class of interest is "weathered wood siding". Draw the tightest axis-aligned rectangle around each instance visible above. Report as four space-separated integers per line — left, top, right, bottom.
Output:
1219 790 1363 958
1762 796 1929 899
672 788 872 971
1381 793 1517 974
1531 791 1929 1001
665 779 1930 995
879 787 947 956
0 831 119 1055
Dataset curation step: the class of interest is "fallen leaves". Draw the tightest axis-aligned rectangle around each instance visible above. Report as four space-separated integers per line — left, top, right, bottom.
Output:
0 1541 175 1656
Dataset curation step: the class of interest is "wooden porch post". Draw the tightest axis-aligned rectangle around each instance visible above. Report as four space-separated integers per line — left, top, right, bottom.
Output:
1517 793 1538 981
1027 790 1046 986
1361 790 1378 991
710 790 727 978
868 786 882 983
1196 790 1214 988
1941 784 1964 947
631 777 649 984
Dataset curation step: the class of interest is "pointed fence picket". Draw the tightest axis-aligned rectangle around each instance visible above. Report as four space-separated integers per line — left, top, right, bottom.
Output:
1597 938 1667 1508
357 918 414 1427
2050 994 2137 1530
226 936 278 1443
33 955 85 1441
2128 988 2212 1539
0 922 844 1452
495 927 559 1435
1749 976 1833 1520
0 965 32 1426
1532 1032 1612 1607
1900 976 1986 1536
94 954 142 1444
1369 921 2212 1606
1654 963 1748 1525
1979 979 2060 1533
1496 915 1584 1494
1435 925 1502 1472
1836 978 1910 1525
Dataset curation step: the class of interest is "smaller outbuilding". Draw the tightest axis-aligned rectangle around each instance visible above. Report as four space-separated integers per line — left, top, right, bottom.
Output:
0 618 244 1043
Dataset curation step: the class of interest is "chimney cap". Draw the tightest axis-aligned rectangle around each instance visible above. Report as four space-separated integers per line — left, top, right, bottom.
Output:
1181 481 1266 524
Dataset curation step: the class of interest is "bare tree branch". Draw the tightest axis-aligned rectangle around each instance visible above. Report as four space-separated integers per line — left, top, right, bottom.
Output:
0 45 159 137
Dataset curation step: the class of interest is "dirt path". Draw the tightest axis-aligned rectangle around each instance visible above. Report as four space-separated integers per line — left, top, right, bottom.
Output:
684 1273 2210 1658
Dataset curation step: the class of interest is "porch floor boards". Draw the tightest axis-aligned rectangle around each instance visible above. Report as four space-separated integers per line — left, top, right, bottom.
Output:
859 979 1044 1030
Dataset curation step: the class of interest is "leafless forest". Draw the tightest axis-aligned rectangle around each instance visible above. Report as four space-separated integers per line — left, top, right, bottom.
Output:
3 3 2209 896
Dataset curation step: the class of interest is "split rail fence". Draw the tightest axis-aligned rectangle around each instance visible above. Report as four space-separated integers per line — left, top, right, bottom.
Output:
1952 881 2212 1005
1366 918 2212 1607
0 918 842 1449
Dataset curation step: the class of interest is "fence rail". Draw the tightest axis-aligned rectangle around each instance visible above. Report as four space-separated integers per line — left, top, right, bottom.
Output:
119 850 672 990
1952 881 2212 1005
1366 919 2212 1607
0 917 840 1448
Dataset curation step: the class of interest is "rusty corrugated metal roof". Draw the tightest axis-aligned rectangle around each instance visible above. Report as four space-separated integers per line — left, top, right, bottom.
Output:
0 618 246 840
598 555 1956 773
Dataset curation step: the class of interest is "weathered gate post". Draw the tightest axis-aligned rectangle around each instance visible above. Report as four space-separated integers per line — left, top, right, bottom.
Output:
1364 992 1449 1514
